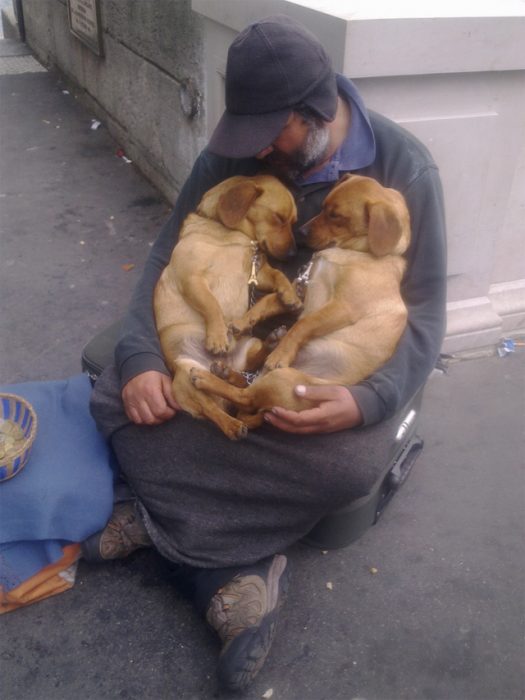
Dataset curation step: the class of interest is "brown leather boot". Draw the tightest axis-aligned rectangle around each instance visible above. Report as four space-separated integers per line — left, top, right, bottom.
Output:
206 554 289 691
81 501 152 562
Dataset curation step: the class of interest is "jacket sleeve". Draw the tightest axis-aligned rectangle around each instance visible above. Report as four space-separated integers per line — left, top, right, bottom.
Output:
349 165 447 424
115 152 234 388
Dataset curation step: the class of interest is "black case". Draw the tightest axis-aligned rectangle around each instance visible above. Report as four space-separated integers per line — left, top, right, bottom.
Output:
81 322 424 549
303 392 423 549
81 320 123 383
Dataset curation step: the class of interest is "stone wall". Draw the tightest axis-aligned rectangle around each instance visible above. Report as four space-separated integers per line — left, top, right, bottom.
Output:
20 0 205 202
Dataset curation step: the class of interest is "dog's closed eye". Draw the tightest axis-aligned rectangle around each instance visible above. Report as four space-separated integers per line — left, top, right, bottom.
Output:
327 210 347 228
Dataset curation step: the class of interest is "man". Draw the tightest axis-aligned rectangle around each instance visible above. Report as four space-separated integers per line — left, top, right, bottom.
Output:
87 15 447 692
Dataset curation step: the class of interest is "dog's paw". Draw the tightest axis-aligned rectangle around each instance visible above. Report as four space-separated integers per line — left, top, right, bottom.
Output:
205 328 232 355
282 296 303 313
279 287 303 312
229 318 252 337
189 366 207 388
263 351 290 372
210 360 231 379
264 326 287 351
224 419 248 441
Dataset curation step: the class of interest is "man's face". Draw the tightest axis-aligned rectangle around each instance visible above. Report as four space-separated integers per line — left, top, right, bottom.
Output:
256 112 330 179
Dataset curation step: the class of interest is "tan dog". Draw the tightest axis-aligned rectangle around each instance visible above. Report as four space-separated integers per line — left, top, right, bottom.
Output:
153 174 302 440
190 174 411 434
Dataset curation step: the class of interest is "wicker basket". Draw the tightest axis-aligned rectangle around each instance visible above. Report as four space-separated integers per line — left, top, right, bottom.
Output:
0 393 38 482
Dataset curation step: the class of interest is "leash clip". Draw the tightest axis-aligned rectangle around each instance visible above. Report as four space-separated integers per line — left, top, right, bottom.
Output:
248 242 259 287
294 260 313 301
248 242 260 308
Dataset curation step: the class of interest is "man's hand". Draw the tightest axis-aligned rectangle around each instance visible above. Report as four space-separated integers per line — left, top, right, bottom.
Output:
122 370 180 425
263 384 363 434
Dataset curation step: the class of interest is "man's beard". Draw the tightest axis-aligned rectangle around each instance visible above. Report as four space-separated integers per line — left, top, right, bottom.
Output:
265 118 331 179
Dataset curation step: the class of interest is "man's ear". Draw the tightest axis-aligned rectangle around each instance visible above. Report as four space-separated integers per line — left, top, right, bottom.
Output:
366 201 404 256
217 182 262 229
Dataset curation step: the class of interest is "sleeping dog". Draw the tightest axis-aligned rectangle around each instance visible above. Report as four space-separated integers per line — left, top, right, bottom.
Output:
153 175 302 440
190 174 411 435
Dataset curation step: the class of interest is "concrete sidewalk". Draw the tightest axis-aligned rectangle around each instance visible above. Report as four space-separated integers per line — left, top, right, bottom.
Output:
1 40 524 700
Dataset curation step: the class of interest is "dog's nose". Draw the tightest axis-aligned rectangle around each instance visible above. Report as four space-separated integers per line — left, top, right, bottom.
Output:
287 239 297 257
298 216 314 238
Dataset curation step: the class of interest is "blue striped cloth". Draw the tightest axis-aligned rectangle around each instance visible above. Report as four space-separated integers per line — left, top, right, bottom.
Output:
0 375 115 592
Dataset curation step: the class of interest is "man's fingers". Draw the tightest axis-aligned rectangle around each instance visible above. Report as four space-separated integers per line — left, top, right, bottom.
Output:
265 384 363 434
270 405 323 426
126 399 171 425
122 371 178 425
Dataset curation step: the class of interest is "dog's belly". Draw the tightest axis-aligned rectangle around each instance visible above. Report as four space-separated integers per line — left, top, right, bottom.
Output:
176 334 260 372
293 250 407 385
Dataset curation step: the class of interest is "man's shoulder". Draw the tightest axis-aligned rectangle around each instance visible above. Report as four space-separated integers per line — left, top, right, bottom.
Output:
364 110 439 190
369 110 435 164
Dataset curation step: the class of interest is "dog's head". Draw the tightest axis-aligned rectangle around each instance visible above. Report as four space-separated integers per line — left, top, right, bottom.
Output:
305 174 410 256
197 175 297 261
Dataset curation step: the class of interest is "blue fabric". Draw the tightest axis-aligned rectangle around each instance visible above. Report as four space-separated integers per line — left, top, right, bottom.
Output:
0 375 115 591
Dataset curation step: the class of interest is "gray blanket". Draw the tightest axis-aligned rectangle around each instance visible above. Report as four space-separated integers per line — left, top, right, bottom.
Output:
90 365 401 568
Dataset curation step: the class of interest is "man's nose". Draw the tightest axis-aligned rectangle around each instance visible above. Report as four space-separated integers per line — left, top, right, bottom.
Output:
255 145 274 160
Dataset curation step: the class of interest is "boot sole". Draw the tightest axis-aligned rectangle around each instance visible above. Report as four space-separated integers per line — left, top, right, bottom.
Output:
217 556 290 691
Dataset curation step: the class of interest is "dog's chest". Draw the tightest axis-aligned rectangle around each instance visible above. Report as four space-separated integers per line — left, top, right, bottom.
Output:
300 255 340 314
205 246 251 310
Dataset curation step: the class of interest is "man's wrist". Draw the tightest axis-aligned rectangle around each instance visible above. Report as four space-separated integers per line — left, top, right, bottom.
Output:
119 352 169 390
347 384 385 427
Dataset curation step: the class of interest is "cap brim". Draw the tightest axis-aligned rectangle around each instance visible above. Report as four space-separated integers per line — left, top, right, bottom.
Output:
207 108 291 159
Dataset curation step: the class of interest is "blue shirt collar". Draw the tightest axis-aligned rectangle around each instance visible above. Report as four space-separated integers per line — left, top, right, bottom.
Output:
295 74 376 186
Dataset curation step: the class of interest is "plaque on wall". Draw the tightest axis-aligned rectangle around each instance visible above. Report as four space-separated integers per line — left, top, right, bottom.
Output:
67 0 104 56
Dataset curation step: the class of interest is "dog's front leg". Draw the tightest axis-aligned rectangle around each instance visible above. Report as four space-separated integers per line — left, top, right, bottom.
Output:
180 275 231 354
257 262 302 311
231 263 301 336
231 293 288 336
264 300 354 370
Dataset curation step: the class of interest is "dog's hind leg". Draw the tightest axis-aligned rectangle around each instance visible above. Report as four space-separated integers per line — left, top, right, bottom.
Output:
236 411 265 430
173 364 248 440
190 367 254 409
243 327 288 371
194 391 248 440
210 360 249 388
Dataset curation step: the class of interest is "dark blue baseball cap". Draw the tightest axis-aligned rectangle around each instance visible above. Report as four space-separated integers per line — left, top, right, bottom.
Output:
208 15 339 159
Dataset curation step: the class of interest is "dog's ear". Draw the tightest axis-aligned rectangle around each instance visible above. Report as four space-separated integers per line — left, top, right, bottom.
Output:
366 201 405 256
217 182 263 229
